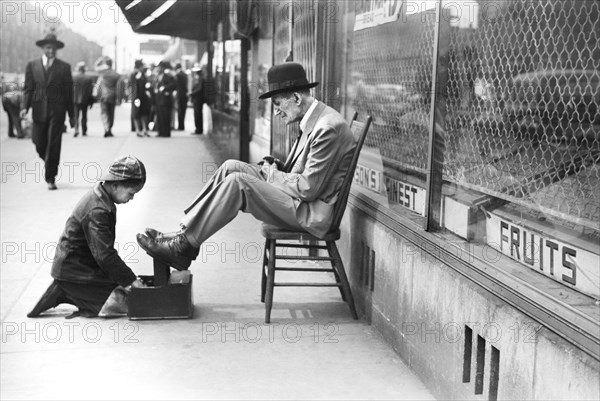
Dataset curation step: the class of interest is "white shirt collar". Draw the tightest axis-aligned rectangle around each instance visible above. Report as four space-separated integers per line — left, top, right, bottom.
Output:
42 55 54 67
299 99 319 132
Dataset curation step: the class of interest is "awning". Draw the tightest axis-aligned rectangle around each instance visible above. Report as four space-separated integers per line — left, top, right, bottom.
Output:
116 0 260 41
116 0 220 41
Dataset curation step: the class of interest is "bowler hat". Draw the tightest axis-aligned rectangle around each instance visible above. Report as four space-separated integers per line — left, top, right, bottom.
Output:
36 33 64 49
100 155 146 183
158 61 172 70
259 62 318 99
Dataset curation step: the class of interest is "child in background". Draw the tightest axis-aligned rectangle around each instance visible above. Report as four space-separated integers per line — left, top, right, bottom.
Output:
27 156 148 318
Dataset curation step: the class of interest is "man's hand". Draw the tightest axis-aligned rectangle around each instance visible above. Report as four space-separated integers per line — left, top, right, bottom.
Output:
260 160 273 179
258 155 284 170
260 159 281 181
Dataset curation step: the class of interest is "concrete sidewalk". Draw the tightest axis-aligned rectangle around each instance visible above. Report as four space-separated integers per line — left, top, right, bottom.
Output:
0 105 434 400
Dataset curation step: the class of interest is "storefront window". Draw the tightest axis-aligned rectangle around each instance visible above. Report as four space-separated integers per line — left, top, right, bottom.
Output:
343 0 599 300
345 1 436 218
214 40 242 112
438 0 599 299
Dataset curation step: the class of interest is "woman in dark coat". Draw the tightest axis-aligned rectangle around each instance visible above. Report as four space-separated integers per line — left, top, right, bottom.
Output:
130 59 151 137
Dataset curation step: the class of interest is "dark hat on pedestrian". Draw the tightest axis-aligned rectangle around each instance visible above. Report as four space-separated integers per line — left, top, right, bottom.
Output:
158 60 172 70
36 33 64 49
259 62 319 99
100 155 146 183
134 59 144 69
175 63 182 69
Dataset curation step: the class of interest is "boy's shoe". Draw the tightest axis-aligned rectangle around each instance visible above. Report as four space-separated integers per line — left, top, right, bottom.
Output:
136 233 199 271
27 281 67 318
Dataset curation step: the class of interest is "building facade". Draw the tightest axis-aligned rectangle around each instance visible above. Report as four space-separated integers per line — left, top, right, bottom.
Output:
119 0 599 398
244 1 599 399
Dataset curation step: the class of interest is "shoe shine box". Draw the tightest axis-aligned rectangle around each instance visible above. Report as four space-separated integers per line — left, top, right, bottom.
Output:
128 259 193 320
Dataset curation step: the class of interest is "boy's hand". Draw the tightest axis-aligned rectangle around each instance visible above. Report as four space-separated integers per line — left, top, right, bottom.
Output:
130 278 147 288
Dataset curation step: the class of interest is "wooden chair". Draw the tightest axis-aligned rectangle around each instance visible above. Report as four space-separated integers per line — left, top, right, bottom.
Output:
261 112 372 323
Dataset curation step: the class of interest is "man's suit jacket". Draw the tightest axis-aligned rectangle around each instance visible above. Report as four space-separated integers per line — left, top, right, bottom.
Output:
73 73 95 105
189 78 205 105
153 73 176 106
175 70 188 101
268 101 356 237
21 58 74 123
95 69 121 104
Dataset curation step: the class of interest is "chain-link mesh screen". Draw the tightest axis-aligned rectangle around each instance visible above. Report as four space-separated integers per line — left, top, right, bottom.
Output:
271 3 292 160
294 0 318 84
347 2 436 175
443 0 600 236
271 0 319 160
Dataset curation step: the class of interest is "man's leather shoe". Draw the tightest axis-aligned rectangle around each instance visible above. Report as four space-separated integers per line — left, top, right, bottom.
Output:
136 233 199 271
47 182 57 190
145 227 184 241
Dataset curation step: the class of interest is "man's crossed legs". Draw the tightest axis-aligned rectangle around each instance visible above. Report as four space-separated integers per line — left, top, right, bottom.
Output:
137 159 302 270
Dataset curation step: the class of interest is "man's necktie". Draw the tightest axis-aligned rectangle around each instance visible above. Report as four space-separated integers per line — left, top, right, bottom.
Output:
283 129 302 172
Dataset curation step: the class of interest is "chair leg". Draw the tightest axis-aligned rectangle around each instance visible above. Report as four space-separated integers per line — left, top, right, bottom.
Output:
327 241 358 320
330 258 346 301
261 238 271 303
264 239 277 324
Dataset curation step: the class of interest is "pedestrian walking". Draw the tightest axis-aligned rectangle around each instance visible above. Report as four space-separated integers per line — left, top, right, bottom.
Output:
20 33 75 190
2 81 24 138
130 59 151 137
152 61 176 137
94 56 121 137
174 63 188 131
72 61 95 137
189 66 205 135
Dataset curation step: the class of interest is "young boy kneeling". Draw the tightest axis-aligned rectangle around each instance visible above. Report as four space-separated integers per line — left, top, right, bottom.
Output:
27 155 147 318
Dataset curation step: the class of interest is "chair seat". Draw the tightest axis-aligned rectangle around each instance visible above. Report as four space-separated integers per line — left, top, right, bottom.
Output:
261 224 341 241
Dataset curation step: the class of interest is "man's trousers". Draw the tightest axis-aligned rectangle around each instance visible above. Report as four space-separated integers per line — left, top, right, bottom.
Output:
181 160 303 247
100 102 116 133
32 113 63 183
74 104 88 134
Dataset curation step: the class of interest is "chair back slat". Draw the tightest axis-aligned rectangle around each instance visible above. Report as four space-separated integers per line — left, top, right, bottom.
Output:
329 113 372 232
